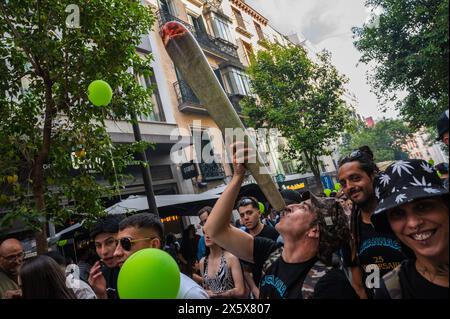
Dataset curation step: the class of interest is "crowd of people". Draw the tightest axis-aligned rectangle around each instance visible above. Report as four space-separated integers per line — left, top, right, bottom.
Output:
0 111 448 299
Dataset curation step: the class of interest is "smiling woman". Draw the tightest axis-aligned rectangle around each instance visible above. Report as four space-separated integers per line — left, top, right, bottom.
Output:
371 159 449 299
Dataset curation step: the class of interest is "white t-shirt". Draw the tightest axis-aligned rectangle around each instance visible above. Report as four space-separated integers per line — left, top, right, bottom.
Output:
177 273 208 299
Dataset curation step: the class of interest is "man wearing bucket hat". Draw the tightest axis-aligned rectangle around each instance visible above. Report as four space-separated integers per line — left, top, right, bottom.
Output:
371 159 449 299
205 145 358 299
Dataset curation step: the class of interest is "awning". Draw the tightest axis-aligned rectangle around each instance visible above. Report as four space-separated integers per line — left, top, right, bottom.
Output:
47 193 220 243
105 193 220 215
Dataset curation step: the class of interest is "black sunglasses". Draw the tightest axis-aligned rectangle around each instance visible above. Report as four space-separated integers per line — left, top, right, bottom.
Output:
339 150 365 165
117 237 158 251
237 197 258 208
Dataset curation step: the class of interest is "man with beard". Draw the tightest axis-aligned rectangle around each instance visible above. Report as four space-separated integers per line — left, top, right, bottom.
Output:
0 238 23 299
338 147 406 298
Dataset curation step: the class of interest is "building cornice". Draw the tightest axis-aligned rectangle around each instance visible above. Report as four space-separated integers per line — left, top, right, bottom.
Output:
187 0 207 7
230 0 268 26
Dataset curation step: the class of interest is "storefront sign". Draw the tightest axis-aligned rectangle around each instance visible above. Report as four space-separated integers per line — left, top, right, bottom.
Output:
181 162 198 180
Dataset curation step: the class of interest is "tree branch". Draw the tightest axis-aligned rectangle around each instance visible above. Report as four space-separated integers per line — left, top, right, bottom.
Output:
0 2 45 78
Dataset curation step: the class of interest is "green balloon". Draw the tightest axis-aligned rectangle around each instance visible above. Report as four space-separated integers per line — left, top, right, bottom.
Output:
334 183 341 191
258 202 265 215
117 248 180 299
324 189 332 197
88 80 113 106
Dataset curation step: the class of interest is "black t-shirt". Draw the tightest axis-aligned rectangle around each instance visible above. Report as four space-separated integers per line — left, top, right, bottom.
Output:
343 213 406 281
254 237 358 299
357 218 406 275
375 259 449 299
243 224 280 286
256 224 280 242
101 266 120 299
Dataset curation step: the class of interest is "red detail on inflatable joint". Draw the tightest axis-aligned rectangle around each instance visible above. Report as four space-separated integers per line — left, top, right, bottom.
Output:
161 21 188 46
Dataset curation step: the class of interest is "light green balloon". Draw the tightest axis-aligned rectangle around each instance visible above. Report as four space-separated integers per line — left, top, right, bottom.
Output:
324 189 332 197
334 183 341 191
117 248 181 299
88 80 113 106
258 202 265 215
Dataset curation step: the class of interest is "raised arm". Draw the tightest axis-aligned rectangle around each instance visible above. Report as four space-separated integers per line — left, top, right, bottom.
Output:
203 144 254 263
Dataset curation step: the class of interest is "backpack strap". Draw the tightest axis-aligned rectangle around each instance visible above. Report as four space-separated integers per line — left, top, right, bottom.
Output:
382 264 402 299
301 259 334 299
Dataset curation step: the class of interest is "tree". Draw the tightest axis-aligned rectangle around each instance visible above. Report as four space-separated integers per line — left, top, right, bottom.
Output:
242 43 351 191
353 0 449 129
339 119 413 162
0 1 155 254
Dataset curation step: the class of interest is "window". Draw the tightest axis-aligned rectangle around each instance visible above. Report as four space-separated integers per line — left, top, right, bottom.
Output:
221 67 251 96
232 8 246 30
254 22 264 41
137 71 166 122
159 0 177 16
150 165 173 181
242 41 254 64
210 15 233 43
187 14 207 35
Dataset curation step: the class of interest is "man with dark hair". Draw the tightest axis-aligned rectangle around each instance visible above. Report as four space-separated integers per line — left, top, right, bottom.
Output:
436 110 449 146
113 213 208 299
338 148 406 298
237 197 279 241
88 214 124 299
0 238 23 299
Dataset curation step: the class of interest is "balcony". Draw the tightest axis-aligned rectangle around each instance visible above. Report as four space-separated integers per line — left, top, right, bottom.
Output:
157 10 241 65
174 80 244 115
174 80 205 114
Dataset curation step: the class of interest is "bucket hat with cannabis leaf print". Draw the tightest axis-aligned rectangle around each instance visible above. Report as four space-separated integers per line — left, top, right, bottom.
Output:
371 159 449 233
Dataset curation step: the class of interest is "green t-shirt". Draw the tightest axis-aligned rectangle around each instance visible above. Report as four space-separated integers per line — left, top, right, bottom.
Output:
0 270 19 299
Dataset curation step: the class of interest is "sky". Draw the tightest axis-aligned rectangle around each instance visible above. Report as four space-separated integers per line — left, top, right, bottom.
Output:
245 0 399 120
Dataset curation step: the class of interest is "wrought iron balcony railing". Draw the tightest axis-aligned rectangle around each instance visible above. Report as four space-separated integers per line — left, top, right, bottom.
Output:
174 80 201 108
157 10 240 63
174 80 244 115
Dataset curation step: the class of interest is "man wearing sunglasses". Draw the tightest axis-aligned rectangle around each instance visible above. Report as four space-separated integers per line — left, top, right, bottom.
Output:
88 215 125 299
0 238 24 299
338 147 406 299
113 213 208 299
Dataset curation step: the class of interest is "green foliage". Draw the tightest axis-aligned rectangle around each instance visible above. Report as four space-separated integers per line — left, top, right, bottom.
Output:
242 43 351 186
0 1 155 243
339 119 413 162
353 0 449 129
